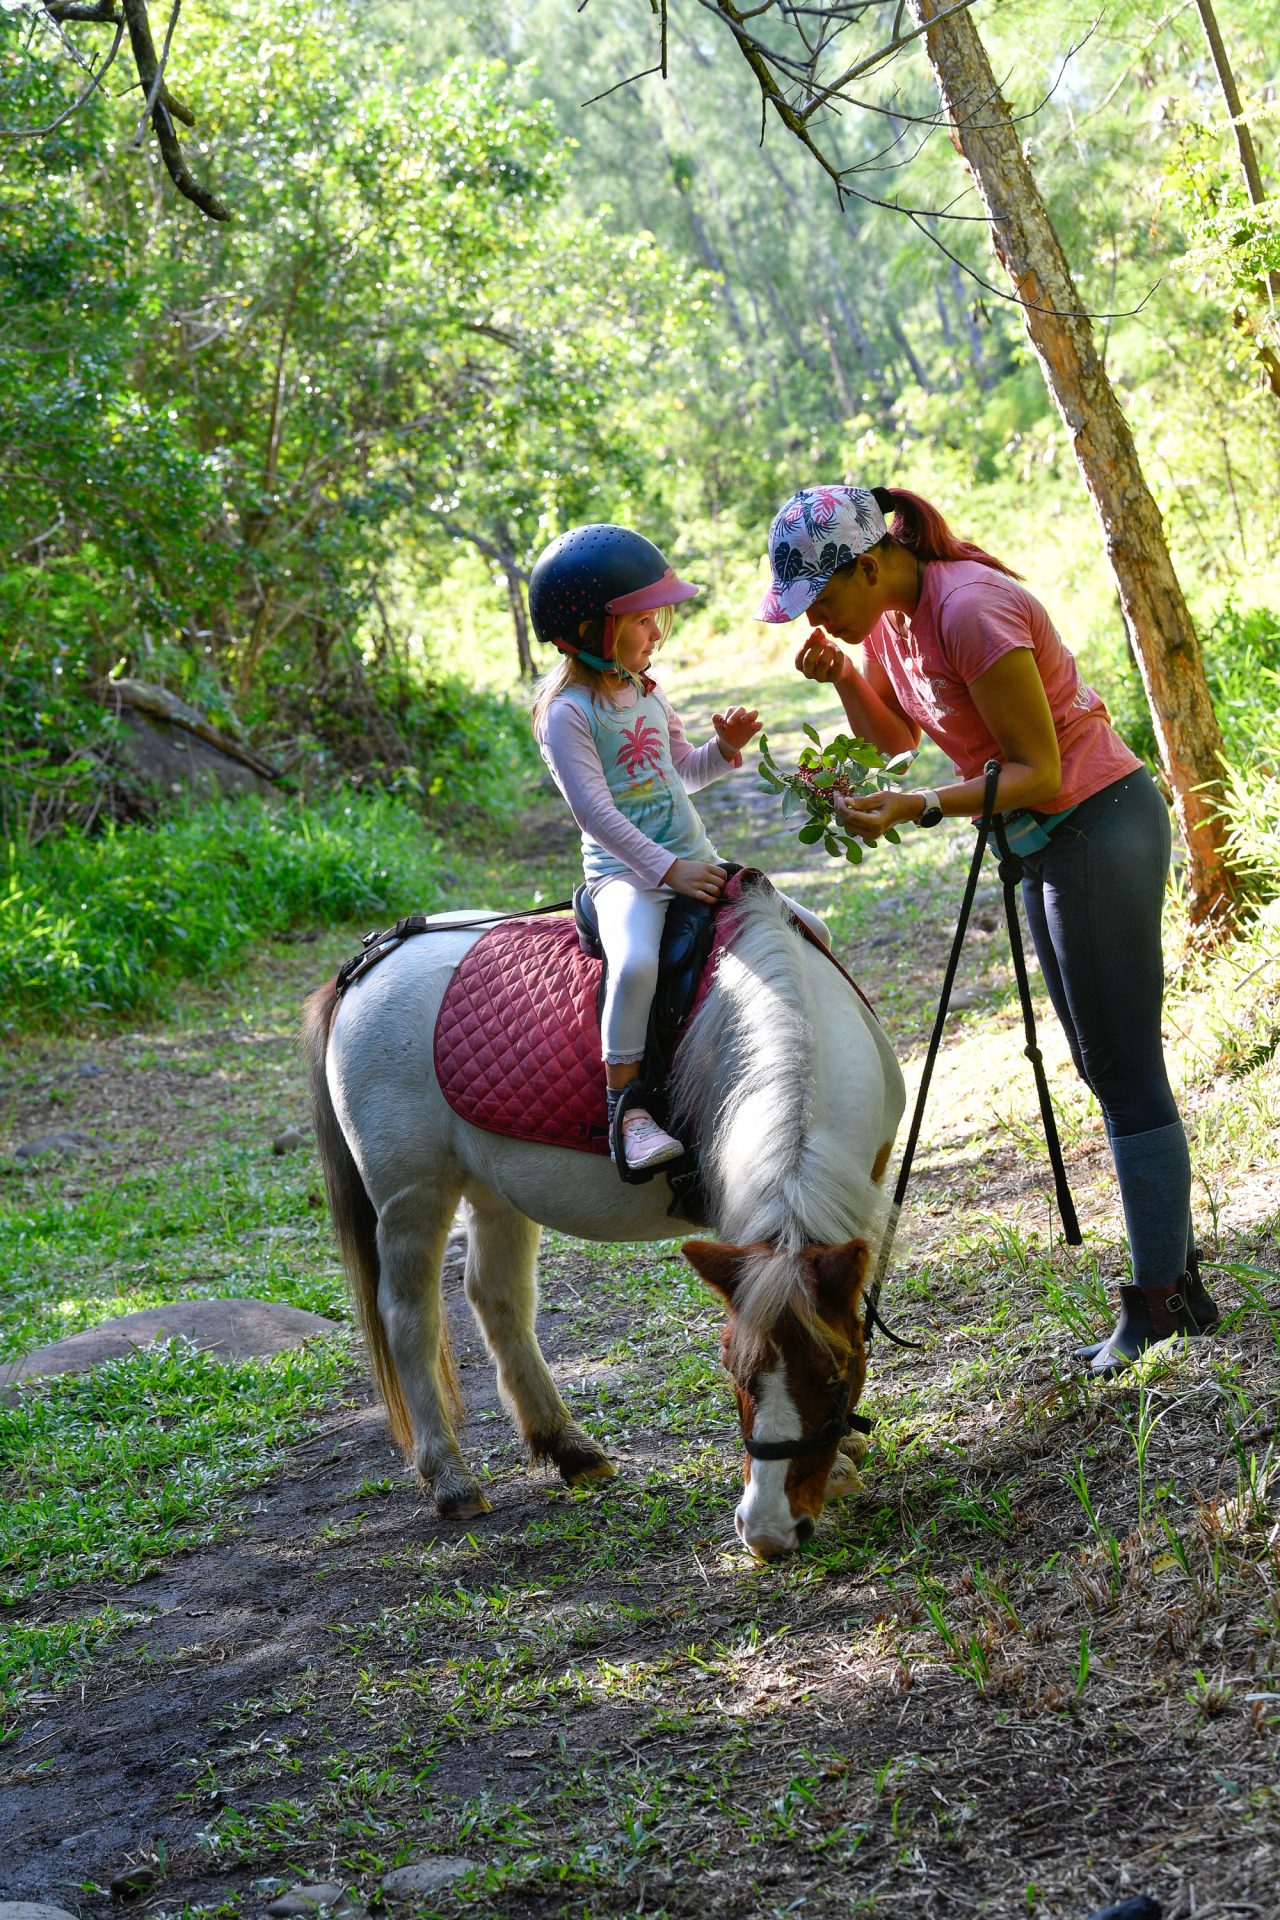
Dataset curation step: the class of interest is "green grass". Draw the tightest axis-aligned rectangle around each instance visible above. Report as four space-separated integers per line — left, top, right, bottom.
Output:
1 1337 354 1603
1 788 456 1025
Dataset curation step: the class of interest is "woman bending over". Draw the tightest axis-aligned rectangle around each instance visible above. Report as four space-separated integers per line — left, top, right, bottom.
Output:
758 482 1217 1375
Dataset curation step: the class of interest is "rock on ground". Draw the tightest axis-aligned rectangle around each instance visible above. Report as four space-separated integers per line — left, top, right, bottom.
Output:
380 1858 478 1898
1 1298 340 1402
0 1906 84 1920
264 1885 359 1916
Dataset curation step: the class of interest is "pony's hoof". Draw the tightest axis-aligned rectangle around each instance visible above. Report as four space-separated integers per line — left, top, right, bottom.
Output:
561 1453 617 1487
824 1455 861 1500
436 1485 492 1521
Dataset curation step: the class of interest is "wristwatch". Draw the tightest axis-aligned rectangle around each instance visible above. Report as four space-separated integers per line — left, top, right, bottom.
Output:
915 789 944 829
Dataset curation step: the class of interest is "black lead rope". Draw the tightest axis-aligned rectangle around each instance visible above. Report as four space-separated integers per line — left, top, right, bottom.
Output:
864 760 1082 1349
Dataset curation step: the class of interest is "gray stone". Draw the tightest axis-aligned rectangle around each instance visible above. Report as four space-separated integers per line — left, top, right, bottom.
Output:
381 1859 478 1899
0 1907 83 1920
264 1886 352 1917
1 1298 340 1402
109 1867 157 1899
12 1130 101 1160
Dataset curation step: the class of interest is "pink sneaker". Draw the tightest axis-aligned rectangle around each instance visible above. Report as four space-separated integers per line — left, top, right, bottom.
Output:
616 1108 684 1172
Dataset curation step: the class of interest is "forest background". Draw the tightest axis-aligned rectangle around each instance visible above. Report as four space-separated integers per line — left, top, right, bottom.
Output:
2 0 1280 1012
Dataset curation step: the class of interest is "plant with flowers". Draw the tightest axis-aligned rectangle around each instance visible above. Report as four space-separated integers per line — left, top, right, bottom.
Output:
757 725 914 863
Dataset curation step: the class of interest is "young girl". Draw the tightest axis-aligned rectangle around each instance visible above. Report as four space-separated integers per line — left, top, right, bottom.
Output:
529 522 764 1175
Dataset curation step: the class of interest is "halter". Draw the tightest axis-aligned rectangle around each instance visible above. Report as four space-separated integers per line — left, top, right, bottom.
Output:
742 1364 874 1462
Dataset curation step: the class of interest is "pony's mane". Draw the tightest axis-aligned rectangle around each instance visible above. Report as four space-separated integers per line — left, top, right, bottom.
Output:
670 885 885 1359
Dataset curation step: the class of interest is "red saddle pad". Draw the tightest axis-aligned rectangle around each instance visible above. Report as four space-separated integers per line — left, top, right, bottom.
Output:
434 918 611 1154
431 872 866 1157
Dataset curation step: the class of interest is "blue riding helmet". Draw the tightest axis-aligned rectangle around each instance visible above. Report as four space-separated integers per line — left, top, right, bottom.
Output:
528 525 700 672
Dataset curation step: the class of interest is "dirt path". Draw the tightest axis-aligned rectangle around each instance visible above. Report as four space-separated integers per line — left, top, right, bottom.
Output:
2 763 1277 1920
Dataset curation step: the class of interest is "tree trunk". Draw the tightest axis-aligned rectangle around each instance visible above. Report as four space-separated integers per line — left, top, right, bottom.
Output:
1192 0 1280 397
501 541 534 679
817 307 859 418
908 0 1235 924
1194 0 1280 303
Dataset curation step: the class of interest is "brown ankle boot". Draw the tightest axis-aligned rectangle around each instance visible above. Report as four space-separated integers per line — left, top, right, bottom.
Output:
1075 1260 1219 1366
1090 1278 1217 1378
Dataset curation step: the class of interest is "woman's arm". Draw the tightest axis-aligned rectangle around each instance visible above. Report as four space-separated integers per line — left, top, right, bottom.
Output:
794 628 920 756
835 648 1062 839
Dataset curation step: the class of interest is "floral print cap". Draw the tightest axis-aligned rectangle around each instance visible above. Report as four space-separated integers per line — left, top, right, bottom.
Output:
756 485 887 623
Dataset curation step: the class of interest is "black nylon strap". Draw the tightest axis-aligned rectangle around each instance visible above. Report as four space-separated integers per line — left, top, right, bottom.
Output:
864 760 1082 1346
334 898 574 997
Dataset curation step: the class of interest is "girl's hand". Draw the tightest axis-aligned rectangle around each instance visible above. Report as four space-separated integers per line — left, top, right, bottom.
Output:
713 705 762 757
664 859 728 902
833 787 922 843
794 629 851 686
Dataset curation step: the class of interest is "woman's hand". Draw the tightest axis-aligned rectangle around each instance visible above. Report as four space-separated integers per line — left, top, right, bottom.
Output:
663 859 728 902
833 788 922 843
712 705 761 757
794 629 851 686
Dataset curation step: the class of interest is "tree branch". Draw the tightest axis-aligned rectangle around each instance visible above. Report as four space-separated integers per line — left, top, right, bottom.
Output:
119 0 228 219
0 15 124 138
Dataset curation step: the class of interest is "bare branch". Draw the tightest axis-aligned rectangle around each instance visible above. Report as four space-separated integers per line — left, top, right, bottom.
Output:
131 0 181 146
119 0 228 219
43 1 121 19
796 0 985 117
0 15 124 138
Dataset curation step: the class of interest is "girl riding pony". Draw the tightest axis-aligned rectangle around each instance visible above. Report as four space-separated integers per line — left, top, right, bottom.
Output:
531 524 788 1177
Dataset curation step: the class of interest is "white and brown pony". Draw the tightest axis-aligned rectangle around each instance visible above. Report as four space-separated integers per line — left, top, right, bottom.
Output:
303 884 904 1559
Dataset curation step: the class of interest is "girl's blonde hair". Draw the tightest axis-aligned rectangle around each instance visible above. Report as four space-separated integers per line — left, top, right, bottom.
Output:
530 606 673 737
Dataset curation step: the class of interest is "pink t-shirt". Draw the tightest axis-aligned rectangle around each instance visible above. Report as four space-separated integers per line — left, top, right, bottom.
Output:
864 559 1140 812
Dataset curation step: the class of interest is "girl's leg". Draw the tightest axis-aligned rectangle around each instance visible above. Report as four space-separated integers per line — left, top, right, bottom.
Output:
1018 771 1215 1369
593 879 669 1074
592 878 685 1168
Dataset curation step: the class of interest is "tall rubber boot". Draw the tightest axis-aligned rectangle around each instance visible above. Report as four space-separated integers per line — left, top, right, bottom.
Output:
1072 1121 1217 1372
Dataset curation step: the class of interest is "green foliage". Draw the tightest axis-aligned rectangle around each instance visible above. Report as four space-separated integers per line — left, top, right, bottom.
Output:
0 790 445 1022
757 725 910 864
1107 602 1280 781
0 1336 351 1600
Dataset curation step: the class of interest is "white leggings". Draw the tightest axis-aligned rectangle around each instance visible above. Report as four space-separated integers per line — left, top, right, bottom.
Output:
593 874 830 1066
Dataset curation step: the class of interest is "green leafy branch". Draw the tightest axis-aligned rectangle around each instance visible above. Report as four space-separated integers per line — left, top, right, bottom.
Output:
756 724 914 865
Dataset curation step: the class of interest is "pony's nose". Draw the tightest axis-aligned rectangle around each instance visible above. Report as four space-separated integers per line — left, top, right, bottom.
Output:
745 1531 797 1562
795 1514 815 1545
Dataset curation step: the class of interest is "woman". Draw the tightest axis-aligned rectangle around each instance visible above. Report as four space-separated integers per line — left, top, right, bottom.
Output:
757 482 1218 1375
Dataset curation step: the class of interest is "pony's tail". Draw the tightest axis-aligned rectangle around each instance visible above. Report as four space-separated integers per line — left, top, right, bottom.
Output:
871 485 1022 580
302 979 414 1453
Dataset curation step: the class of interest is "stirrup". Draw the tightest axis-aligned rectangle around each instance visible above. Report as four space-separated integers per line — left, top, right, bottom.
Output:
614 1109 684 1173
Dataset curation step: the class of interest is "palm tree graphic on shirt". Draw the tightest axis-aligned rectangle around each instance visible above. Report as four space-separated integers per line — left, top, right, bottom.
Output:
617 714 664 779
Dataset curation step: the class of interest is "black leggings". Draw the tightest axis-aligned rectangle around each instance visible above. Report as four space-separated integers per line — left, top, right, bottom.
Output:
1016 769 1178 1139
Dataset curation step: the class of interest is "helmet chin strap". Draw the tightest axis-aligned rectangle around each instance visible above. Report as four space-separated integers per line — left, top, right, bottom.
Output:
563 610 621 674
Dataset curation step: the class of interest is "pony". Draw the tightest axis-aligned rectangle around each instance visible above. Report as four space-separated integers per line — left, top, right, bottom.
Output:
303 884 904 1560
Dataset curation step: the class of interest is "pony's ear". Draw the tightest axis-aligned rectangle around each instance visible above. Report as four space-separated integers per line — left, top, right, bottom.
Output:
682 1238 747 1303
807 1239 870 1317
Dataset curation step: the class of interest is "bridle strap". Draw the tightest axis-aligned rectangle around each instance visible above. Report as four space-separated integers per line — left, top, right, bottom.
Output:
743 1366 874 1461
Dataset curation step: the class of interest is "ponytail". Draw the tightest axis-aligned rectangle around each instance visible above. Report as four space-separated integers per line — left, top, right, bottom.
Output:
871 486 1021 581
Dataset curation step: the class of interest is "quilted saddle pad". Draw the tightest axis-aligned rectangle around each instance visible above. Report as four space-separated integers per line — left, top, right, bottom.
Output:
434 918 611 1154
430 871 867 1158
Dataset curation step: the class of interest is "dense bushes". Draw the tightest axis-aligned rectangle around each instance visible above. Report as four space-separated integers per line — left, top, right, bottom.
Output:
0 791 446 1023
